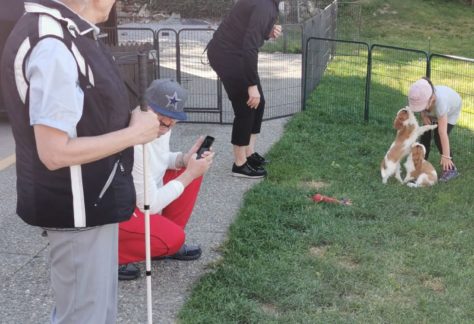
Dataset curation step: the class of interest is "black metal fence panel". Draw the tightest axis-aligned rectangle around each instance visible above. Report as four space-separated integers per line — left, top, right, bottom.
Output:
258 24 304 122
304 39 474 153
176 28 222 124
259 52 303 121
105 25 315 124
368 45 429 124
156 29 179 81
429 54 474 150
97 0 343 124
103 27 155 48
302 1 338 101
304 37 369 121
304 37 331 102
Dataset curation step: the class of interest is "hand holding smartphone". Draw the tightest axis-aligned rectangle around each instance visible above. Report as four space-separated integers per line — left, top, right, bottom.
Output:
196 136 214 159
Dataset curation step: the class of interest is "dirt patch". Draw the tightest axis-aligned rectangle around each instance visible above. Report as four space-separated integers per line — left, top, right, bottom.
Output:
337 256 359 270
309 245 329 257
374 4 398 16
260 303 280 317
423 277 446 293
300 180 330 190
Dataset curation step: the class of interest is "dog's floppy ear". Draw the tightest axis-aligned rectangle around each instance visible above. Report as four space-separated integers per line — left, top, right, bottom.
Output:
412 144 424 169
393 110 407 129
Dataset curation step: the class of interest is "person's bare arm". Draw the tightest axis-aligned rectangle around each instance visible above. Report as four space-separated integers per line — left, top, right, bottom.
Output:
437 115 454 171
35 107 160 170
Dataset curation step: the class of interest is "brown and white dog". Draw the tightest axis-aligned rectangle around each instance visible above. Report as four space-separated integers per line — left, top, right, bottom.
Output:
403 143 437 187
380 107 437 184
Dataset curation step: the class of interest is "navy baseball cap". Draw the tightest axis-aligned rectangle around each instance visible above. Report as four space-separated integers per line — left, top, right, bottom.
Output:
144 79 188 121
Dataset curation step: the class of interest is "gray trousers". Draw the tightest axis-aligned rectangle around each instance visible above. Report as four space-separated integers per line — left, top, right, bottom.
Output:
47 224 118 324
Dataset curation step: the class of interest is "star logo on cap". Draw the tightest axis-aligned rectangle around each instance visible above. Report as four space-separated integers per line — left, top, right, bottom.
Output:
165 91 182 110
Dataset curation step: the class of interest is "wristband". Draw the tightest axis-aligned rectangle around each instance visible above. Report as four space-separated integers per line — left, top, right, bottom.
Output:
441 155 452 160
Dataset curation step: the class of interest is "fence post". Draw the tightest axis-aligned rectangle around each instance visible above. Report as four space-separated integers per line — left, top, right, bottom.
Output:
426 54 431 79
280 5 288 53
301 27 305 111
153 30 159 79
302 36 311 111
364 45 373 122
176 31 181 84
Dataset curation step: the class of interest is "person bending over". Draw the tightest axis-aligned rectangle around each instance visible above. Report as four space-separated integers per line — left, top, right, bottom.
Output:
407 77 462 182
206 0 282 179
118 79 214 280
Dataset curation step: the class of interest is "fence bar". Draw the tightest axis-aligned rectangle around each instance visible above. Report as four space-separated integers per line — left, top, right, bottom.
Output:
365 47 372 122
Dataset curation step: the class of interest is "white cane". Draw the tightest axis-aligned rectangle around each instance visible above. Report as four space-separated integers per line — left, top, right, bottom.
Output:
138 51 153 324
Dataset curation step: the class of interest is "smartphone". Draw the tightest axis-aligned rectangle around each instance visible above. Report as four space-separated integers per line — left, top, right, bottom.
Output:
196 136 215 159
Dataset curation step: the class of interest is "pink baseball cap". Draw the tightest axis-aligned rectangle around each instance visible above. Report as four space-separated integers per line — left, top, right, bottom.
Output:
408 79 433 112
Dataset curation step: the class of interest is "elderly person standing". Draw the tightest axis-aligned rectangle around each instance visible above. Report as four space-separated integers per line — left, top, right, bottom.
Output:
407 77 462 182
207 0 282 179
1 0 160 322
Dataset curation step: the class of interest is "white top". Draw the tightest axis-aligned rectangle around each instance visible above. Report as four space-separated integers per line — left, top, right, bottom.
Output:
26 38 83 137
133 131 185 215
429 85 462 125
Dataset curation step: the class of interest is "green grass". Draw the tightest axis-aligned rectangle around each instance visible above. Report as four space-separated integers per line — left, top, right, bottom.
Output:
356 0 474 57
179 84 474 322
178 1 474 323
264 0 474 56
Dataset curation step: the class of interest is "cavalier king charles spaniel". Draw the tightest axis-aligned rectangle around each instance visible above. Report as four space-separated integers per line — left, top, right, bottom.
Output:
381 107 437 184
403 143 437 187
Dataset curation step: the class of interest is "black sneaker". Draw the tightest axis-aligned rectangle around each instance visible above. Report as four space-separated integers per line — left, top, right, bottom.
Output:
232 161 267 179
118 263 140 281
247 152 270 168
169 244 202 261
152 244 202 261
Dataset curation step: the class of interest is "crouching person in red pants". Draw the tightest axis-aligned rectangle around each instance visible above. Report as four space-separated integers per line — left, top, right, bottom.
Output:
119 79 214 280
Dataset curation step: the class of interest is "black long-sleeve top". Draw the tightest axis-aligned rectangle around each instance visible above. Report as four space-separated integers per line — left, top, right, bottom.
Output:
211 0 279 86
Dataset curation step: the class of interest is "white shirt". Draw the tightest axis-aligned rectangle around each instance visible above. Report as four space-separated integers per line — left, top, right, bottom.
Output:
26 38 83 137
133 131 185 215
430 85 462 125
25 2 100 136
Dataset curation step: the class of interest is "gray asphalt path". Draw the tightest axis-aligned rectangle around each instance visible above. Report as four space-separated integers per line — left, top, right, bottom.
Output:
0 118 287 323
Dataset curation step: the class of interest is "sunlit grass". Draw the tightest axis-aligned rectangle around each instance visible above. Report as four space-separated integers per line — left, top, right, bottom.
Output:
178 1 474 323
357 0 474 57
179 37 474 324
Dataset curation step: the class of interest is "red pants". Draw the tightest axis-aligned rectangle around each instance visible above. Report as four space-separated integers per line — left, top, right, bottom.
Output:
118 169 203 264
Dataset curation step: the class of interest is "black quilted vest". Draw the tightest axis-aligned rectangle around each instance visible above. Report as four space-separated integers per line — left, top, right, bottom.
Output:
0 0 135 228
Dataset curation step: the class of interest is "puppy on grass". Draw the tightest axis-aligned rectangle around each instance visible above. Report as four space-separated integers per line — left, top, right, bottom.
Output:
381 107 437 184
403 143 438 187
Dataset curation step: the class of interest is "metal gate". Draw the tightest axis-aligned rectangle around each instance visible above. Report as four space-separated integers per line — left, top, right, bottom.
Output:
100 1 341 124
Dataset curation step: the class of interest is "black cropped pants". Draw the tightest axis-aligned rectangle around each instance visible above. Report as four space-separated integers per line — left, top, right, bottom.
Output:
419 122 454 159
207 41 265 146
